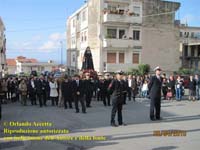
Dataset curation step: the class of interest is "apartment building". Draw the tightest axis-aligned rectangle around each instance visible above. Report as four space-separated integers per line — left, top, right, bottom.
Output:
0 17 6 77
67 0 181 73
179 25 200 70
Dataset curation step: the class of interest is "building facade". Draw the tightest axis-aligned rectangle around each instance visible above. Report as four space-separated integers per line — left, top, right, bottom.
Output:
67 0 181 73
6 56 58 74
0 17 6 77
179 25 200 71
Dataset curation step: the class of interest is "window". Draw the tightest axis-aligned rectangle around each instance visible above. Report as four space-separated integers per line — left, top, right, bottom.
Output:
133 30 140 40
198 47 200 57
132 53 139 64
81 33 84 42
84 31 87 41
108 5 117 11
191 32 194 38
119 53 125 64
77 13 80 20
184 46 188 57
107 29 117 39
72 54 76 62
72 19 76 28
119 30 125 39
184 32 189 38
82 11 86 22
180 32 183 37
133 6 141 17
107 53 116 64
191 46 195 57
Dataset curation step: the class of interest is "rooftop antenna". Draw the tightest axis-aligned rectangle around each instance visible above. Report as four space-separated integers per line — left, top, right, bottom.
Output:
185 18 188 27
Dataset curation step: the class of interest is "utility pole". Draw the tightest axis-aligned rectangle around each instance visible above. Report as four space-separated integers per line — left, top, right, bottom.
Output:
60 41 63 65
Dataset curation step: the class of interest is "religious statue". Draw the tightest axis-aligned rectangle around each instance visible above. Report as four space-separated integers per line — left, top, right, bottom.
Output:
81 47 94 71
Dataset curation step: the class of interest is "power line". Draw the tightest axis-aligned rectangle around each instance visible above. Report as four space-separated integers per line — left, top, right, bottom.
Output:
6 26 66 33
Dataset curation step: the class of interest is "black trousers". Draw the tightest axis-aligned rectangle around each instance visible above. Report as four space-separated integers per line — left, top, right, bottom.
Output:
0 99 2 120
63 96 72 109
105 93 111 106
51 97 58 106
111 98 123 125
150 97 161 119
43 91 47 106
123 93 127 104
97 90 102 101
37 93 46 107
85 92 92 107
30 92 37 105
74 95 86 113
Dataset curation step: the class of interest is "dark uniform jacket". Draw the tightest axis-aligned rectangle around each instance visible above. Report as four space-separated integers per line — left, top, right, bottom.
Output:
148 76 163 99
61 80 73 98
72 80 85 97
35 79 47 95
108 79 127 103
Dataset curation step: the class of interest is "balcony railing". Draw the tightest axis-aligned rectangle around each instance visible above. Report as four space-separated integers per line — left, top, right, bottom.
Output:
104 0 130 4
103 10 142 24
103 38 141 48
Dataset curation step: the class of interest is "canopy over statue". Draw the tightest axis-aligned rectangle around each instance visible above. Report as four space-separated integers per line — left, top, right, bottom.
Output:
81 47 94 71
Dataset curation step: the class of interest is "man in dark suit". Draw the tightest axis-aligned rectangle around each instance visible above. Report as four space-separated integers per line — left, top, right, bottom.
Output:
72 75 86 113
148 66 163 121
61 75 73 109
35 75 47 107
28 77 37 105
84 73 94 108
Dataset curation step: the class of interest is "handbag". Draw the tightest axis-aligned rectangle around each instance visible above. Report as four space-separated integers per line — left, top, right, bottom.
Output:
167 92 172 98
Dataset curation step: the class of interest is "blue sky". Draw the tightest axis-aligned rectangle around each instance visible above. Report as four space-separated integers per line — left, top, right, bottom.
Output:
0 0 199 63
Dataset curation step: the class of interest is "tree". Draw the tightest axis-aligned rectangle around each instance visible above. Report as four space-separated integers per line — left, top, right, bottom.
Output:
175 68 194 75
138 64 150 75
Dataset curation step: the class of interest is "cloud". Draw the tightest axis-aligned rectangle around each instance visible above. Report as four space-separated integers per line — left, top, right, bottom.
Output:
39 32 66 52
49 32 65 41
39 41 59 51
32 35 42 41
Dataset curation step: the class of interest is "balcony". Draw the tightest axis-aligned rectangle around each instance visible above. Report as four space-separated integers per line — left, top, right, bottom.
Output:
103 11 142 24
104 0 130 4
103 38 141 49
106 63 138 72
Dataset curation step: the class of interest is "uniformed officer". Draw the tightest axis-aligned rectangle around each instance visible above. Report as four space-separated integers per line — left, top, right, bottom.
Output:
108 70 127 127
148 66 163 121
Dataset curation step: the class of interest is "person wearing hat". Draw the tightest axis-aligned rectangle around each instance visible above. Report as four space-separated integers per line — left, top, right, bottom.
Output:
148 66 163 121
108 70 127 127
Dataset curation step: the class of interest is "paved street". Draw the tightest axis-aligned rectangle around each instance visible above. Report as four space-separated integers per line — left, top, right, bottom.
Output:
0 98 200 150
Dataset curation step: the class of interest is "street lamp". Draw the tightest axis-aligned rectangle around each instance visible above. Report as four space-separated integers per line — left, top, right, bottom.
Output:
60 41 63 65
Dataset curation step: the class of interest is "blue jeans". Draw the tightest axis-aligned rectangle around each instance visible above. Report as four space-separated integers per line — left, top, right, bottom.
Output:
142 90 148 98
176 88 182 100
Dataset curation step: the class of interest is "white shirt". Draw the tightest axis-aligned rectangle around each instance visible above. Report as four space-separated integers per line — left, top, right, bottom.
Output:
128 79 132 87
142 83 148 91
31 80 35 88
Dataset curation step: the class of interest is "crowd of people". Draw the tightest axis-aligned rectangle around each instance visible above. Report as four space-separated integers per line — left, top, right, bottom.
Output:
0 72 200 121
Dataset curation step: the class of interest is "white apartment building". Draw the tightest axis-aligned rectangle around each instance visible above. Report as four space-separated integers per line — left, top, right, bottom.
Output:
67 0 181 73
0 17 6 78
